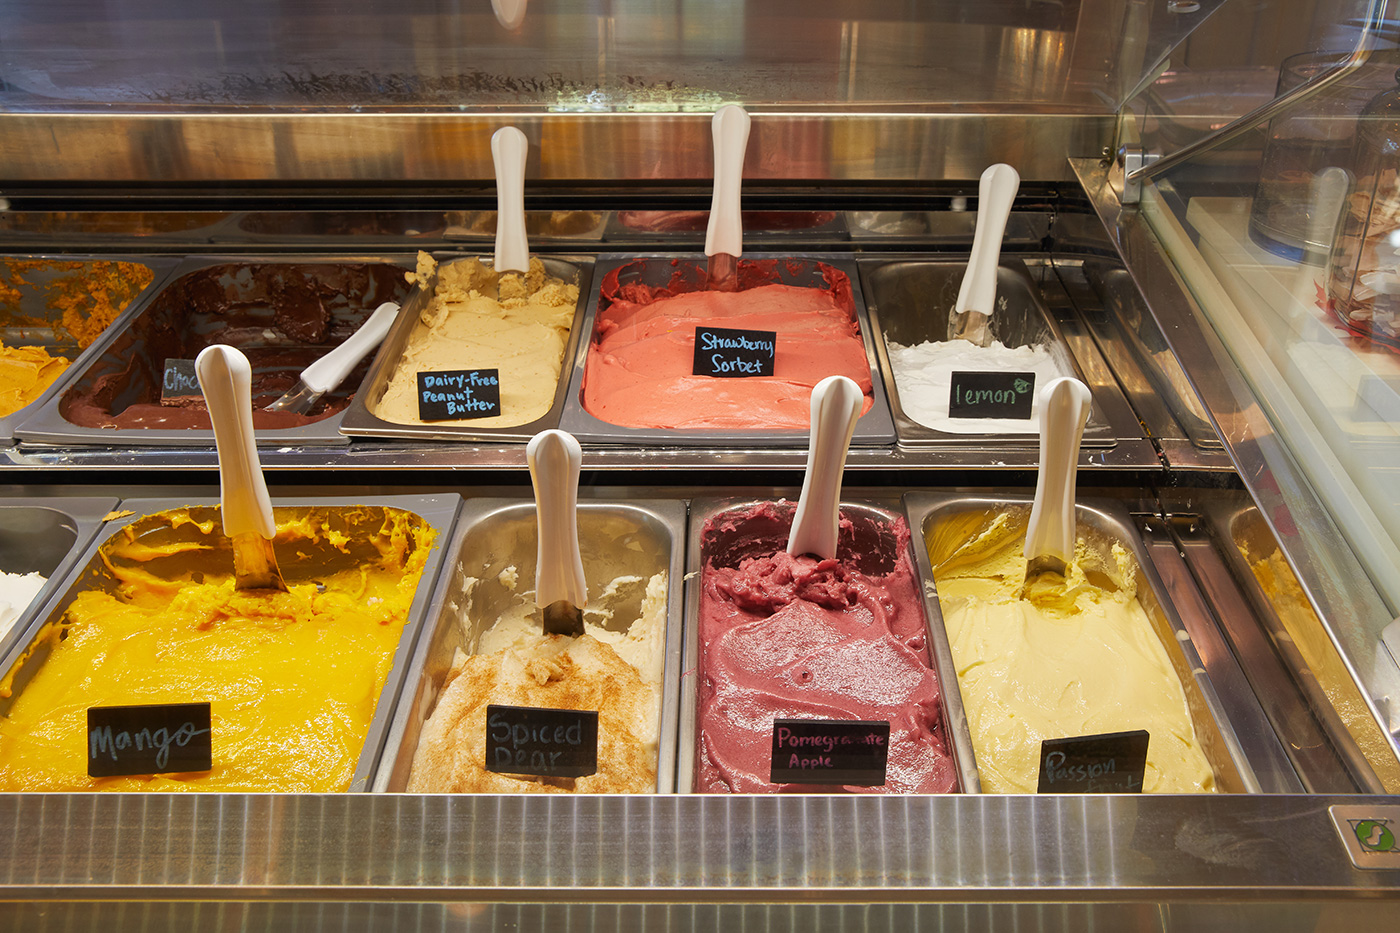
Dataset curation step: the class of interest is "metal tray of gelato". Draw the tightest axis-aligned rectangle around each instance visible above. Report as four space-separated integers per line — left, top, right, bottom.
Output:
16 256 414 447
0 493 459 793
559 254 897 447
905 491 1266 794
679 498 974 795
340 253 594 443
861 258 1130 448
0 496 120 662
603 210 848 243
443 210 608 243
374 497 685 794
0 255 177 443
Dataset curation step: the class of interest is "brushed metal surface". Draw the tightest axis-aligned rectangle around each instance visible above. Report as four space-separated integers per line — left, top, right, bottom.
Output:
374 497 686 794
0 792 1395 899
0 494 460 793
0 113 1112 187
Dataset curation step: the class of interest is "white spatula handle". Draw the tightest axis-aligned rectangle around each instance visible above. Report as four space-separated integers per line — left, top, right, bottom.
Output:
705 105 751 260
297 301 400 395
787 375 863 560
1024 376 1092 566
492 126 530 275
954 163 1020 317
527 429 587 610
196 345 276 540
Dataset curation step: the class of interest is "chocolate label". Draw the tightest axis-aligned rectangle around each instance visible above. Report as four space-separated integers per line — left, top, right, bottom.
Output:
87 703 212 778
1037 730 1149 793
416 369 502 421
693 327 777 378
948 371 1036 420
160 358 202 403
769 718 889 785
485 704 598 778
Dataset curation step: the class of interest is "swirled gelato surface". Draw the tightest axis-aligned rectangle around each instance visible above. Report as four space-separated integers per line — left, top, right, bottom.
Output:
583 260 873 431
695 502 955 794
927 508 1215 794
408 570 666 793
0 505 433 792
374 253 580 428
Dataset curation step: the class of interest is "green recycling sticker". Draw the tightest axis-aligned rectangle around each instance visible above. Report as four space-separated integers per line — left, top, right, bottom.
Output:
1330 806 1400 868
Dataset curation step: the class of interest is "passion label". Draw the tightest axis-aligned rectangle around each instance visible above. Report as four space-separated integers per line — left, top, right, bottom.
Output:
485 704 598 778
1037 729 1149 793
416 368 502 421
948 371 1036 420
87 702 212 778
769 718 890 785
160 358 202 403
693 326 777 378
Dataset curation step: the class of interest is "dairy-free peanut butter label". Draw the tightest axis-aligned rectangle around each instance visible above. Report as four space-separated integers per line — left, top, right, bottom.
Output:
693 326 777 377
486 704 598 778
416 369 502 421
159 358 202 404
1037 729 1148 793
948 371 1036 420
87 702 212 778
769 718 889 785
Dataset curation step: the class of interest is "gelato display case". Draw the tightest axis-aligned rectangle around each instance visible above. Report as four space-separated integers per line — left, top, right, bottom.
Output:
0 0 1397 927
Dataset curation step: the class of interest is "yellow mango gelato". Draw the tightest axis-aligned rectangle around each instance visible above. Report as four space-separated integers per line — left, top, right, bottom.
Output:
0 505 434 792
0 344 69 416
928 509 1216 794
373 252 579 428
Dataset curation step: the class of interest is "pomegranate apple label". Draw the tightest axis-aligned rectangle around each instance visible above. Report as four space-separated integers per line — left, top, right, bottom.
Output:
769 718 889 785
159 358 202 404
1037 729 1149 793
87 702 212 777
486 704 598 778
693 326 777 377
948 371 1036 419
416 368 502 421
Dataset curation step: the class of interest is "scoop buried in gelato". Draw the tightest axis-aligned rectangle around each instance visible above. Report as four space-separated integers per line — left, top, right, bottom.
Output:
407 569 667 793
927 507 1217 794
57 262 408 431
582 259 874 431
0 505 434 792
695 501 956 794
372 253 580 428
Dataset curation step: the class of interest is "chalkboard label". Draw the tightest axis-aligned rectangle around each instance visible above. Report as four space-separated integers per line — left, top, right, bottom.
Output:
769 718 890 785
1037 729 1149 793
486 704 598 778
416 369 502 421
87 702 212 778
160 358 202 403
693 327 777 378
948 371 1036 420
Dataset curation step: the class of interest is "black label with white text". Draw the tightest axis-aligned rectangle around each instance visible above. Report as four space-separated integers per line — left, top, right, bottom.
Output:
87 703 212 777
948 371 1036 420
485 704 598 778
1037 730 1149 793
693 327 777 378
416 369 502 421
769 719 889 785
